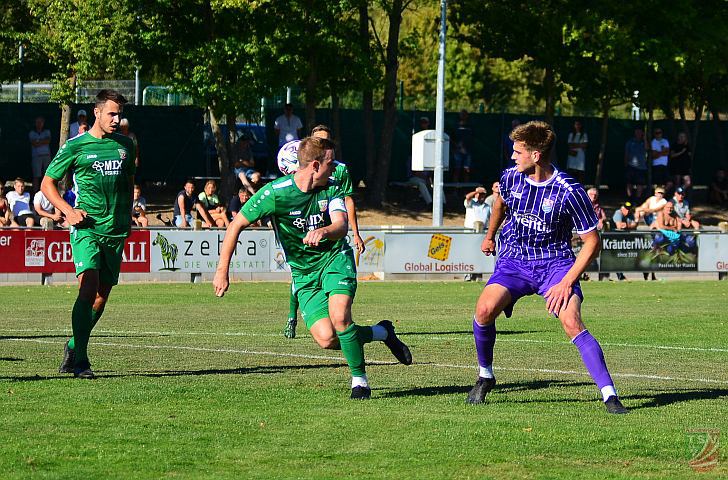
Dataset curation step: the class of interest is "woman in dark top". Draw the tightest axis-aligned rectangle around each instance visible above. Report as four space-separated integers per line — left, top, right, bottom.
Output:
669 132 692 192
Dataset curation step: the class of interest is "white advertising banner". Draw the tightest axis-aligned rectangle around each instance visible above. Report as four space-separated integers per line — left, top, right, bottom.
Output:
150 230 271 272
698 234 728 272
384 232 495 274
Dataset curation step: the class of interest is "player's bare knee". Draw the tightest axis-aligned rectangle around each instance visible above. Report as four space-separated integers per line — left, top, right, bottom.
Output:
474 302 498 325
316 336 340 349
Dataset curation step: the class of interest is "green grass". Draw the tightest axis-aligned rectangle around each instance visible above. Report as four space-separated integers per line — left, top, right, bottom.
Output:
1 281 726 479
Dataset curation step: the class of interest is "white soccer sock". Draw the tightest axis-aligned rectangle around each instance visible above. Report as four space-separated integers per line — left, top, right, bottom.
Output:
352 375 369 388
479 365 494 379
371 325 388 341
601 385 617 402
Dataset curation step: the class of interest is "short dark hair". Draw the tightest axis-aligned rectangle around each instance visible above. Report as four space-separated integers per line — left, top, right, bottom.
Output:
95 89 128 109
184 178 195 186
510 121 556 158
311 124 331 136
298 137 335 168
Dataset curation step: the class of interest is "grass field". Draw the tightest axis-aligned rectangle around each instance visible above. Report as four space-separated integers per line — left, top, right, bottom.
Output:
1 280 726 479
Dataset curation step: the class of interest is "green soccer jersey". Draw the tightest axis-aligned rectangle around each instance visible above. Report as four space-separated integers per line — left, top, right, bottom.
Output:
241 175 351 274
45 132 136 238
332 162 353 198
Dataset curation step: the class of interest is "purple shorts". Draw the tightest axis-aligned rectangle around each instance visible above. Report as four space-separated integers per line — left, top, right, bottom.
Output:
486 256 583 318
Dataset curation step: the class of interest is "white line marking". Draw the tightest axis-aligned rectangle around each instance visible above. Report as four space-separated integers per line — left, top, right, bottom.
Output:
5 338 728 386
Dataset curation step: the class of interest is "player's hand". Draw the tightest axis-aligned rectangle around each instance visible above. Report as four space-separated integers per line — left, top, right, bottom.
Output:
353 234 365 254
481 237 496 256
303 228 326 246
65 208 87 227
213 271 229 297
544 280 573 316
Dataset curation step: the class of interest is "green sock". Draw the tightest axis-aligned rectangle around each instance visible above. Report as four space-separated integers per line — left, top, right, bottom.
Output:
68 308 103 350
70 299 94 367
288 287 299 320
336 323 374 377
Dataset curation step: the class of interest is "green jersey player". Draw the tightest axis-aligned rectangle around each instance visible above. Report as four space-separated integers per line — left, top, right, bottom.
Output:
214 137 411 399
41 89 135 379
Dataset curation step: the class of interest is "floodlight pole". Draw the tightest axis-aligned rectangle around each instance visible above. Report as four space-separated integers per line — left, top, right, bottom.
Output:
17 45 24 103
432 0 447 226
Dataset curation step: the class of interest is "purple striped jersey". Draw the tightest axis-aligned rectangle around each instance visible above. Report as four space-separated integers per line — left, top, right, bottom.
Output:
497 167 598 260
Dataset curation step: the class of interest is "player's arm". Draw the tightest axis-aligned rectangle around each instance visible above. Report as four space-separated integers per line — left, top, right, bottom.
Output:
213 213 252 297
303 209 348 246
41 176 85 226
345 196 365 253
481 194 506 255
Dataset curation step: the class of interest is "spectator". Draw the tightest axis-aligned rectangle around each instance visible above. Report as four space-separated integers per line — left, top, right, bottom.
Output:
669 132 692 194
62 178 76 207
650 128 670 187
635 186 667 227
566 120 588 184
586 187 607 230
131 184 148 227
197 180 229 228
173 179 198 228
611 202 637 281
274 103 303 147
77 122 89 135
709 168 728 206
228 188 251 218
671 187 699 230
463 186 490 232
34 187 67 229
624 126 648 202
233 134 261 194
119 118 140 169
6 178 35 227
484 181 500 208
452 109 473 182
655 201 680 231
69 109 87 138
29 116 52 193
0 190 10 226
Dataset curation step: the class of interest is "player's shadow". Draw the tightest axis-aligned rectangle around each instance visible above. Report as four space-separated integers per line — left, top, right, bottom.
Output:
0 334 150 340
398 330 539 337
381 379 592 398
0 335 69 340
624 388 728 410
0 357 24 362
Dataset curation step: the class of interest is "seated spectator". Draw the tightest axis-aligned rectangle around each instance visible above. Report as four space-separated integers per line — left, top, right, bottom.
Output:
197 180 229 228
62 178 76 207
655 201 680 232
233 134 261 194
0 191 10 226
34 187 67 229
173 179 198 228
484 181 500 208
228 188 251 218
671 187 699 230
635 186 667 227
612 202 638 231
6 178 35 227
709 169 728 206
587 187 607 230
463 186 490 232
132 184 148 228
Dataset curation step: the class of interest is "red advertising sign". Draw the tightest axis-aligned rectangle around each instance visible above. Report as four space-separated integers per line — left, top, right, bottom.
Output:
0 230 150 273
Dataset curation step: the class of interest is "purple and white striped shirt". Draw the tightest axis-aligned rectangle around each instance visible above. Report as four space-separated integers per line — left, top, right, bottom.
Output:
498 167 598 260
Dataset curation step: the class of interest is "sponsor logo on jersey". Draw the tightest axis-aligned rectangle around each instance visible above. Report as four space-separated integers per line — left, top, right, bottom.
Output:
318 200 328 212
92 159 124 176
289 210 302 216
293 218 306 229
86 154 98 159
541 198 554 213
513 212 549 232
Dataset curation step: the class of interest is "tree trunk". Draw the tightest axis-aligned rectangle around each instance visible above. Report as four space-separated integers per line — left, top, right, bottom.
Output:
691 100 704 155
331 92 342 161
678 95 690 142
359 1 375 189
543 67 556 125
710 108 726 169
218 111 236 201
369 0 404 207
594 99 610 189
58 74 77 147
209 107 233 201
304 60 318 130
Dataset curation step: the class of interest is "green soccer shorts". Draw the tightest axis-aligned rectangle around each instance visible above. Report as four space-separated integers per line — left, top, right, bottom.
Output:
70 228 126 286
292 251 358 329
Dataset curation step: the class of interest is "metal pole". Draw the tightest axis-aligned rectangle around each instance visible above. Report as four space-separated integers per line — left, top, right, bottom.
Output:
432 0 447 227
260 97 266 126
17 45 24 103
135 68 141 106
286 87 292 104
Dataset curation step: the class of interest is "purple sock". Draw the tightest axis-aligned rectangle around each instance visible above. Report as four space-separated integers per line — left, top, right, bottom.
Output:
572 330 614 390
473 317 496 369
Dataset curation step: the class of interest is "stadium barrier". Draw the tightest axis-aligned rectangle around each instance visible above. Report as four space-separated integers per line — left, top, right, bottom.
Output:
0 228 726 283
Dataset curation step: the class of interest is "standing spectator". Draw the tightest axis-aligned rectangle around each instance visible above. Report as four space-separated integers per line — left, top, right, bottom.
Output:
484 181 500 208
671 187 699 230
131 184 148 227
650 128 670 187
669 132 692 194
463 186 490 232
274 103 303 147
586 187 607 231
173 179 198 228
6 178 35 227
624 126 648 202
452 109 473 182
34 187 67 229
119 118 140 182
611 202 637 281
709 169 728 206
566 120 588 184
0 190 10 226
197 180 229 228
29 116 52 193
635 186 667 227
69 109 87 138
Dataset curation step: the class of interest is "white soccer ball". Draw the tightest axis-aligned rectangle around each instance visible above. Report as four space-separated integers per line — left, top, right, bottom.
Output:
277 140 300 175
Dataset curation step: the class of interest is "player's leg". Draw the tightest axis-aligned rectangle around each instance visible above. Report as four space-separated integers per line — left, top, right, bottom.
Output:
284 281 298 339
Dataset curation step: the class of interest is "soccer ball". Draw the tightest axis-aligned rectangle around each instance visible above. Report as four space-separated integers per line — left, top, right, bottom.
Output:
277 140 300 175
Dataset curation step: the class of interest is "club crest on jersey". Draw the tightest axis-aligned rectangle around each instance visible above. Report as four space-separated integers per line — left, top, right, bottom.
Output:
318 200 328 212
541 198 554 213
118 149 127 160
511 191 522 199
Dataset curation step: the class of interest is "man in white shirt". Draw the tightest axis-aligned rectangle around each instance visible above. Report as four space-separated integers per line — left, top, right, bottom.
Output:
69 109 87 138
635 186 667 227
29 116 52 192
650 128 670 187
274 104 303 146
34 188 66 229
464 186 491 232
6 177 36 227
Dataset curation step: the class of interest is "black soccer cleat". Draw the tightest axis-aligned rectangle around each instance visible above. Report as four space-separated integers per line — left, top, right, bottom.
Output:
73 361 95 380
350 385 371 400
378 320 412 365
466 377 496 404
283 317 297 339
604 396 628 414
58 341 76 374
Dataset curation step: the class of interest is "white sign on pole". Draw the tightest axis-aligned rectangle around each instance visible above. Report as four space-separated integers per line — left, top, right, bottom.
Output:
383 233 495 274
697 234 728 272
